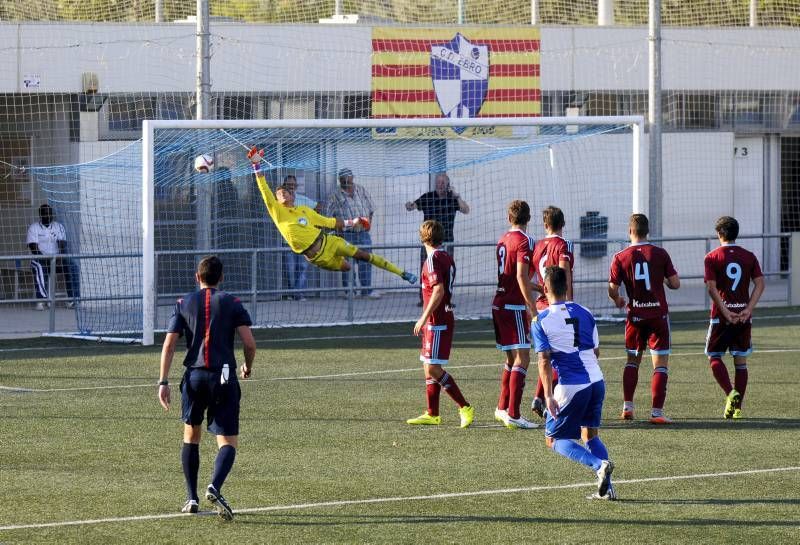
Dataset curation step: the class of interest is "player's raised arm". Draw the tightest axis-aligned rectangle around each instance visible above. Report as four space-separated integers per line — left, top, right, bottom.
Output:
247 147 278 215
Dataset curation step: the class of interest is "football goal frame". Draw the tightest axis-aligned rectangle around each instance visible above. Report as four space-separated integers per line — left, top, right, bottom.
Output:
142 116 644 346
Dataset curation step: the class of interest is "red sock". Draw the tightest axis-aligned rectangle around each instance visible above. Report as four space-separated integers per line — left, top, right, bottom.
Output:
439 372 467 408
534 368 557 400
709 357 732 394
498 364 512 410
734 364 748 406
425 378 441 416
651 367 669 410
507 366 527 419
623 363 639 403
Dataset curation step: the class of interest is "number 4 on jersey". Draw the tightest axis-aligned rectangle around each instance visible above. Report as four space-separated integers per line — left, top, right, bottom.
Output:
634 262 651 291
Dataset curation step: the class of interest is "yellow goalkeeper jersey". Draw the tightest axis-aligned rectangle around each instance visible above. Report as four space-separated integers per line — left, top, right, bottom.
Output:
255 172 336 253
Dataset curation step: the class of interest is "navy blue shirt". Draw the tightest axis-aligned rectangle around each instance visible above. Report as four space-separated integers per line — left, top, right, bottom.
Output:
414 191 461 242
167 288 252 370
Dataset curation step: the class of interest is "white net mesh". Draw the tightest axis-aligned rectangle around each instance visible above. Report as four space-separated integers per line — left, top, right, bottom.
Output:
37 118 635 336
1 0 798 338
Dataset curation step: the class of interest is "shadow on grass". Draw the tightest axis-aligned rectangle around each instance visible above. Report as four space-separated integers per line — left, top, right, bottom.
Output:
604 418 800 430
236 512 800 528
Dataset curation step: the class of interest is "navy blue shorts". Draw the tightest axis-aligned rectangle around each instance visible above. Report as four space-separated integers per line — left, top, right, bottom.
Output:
545 380 605 440
180 367 241 436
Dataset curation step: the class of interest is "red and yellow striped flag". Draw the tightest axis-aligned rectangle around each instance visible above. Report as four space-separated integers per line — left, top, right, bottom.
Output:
371 27 540 127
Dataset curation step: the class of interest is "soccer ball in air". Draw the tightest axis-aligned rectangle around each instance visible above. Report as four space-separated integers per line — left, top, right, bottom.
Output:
193 154 214 173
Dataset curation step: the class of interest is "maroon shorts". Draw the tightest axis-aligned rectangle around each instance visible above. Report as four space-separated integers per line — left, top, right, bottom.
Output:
625 314 671 356
492 305 531 351
420 316 454 364
705 319 752 357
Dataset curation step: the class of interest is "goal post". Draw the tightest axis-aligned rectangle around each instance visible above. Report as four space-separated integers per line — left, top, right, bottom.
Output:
142 116 644 346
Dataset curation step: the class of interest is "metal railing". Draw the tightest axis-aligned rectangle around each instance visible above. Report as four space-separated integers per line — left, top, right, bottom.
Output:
0 232 795 336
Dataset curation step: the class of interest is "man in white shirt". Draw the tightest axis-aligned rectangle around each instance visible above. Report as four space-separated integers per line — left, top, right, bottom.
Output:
27 204 79 309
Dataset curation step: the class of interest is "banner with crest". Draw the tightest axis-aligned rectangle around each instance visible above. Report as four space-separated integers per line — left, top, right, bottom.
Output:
371 27 540 139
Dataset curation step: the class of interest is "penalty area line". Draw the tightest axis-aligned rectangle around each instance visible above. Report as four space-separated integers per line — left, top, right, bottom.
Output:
0 466 798 532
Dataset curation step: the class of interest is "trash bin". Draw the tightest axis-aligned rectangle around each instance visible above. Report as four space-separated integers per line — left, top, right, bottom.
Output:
580 211 608 258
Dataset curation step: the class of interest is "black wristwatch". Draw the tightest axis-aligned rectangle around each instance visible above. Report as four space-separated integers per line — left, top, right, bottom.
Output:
158 380 169 386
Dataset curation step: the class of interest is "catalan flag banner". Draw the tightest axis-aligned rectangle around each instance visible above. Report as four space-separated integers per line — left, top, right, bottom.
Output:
371 27 540 139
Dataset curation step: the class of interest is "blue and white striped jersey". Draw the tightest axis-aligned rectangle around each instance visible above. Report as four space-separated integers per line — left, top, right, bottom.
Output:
531 301 603 385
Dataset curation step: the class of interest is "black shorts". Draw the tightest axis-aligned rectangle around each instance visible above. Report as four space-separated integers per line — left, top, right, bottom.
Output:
180 367 241 436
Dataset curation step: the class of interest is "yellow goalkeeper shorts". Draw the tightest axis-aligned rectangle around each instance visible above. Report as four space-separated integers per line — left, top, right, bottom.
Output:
308 234 358 271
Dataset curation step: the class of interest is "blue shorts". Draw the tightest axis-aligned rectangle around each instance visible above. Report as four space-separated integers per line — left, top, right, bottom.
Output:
545 380 605 440
180 367 241 436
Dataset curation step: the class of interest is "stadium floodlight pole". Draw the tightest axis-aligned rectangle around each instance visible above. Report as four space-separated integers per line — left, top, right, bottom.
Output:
155 0 162 22
749 0 758 27
531 0 539 25
648 0 663 239
458 0 464 24
141 116 643 345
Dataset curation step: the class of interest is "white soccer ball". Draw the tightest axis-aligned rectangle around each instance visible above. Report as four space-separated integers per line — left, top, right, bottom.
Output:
193 154 214 173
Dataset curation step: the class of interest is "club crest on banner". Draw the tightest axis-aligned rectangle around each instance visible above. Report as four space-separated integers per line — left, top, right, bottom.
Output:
430 34 489 131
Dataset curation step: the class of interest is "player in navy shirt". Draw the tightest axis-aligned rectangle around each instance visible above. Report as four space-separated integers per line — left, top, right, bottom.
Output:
533 266 615 500
704 216 764 419
406 220 474 428
158 256 256 519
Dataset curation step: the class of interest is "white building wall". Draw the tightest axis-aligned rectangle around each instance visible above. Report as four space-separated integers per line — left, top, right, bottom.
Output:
3 24 800 93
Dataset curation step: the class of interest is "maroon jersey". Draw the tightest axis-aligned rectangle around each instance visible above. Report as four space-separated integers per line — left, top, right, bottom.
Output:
704 244 763 321
532 235 574 308
421 248 455 325
609 242 678 319
493 229 534 308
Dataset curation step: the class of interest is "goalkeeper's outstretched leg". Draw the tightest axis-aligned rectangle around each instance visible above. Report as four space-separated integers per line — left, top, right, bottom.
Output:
306 233 417 284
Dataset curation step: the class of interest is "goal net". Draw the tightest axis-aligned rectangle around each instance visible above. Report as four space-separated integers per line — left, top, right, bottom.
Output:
138 116 642 344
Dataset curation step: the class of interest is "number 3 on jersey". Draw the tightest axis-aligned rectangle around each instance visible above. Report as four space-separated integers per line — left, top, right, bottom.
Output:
497 245 506 277
634 261 651 291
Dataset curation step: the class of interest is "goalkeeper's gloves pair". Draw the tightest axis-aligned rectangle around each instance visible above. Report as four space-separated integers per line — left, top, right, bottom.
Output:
344 217 371 231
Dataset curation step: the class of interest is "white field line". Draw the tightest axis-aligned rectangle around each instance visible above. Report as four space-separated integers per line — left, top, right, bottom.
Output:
3 312 800 354
0 466 798 532
2 349 800 394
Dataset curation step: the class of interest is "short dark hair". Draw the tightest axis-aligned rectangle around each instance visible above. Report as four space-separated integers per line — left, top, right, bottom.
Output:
508 200 531 226
419 219 444 246
544 265 568 298
197 255 223 286
715 216 739 242
629 213 649 237
276 183 291 193
283 174 297 184
543 206 565 231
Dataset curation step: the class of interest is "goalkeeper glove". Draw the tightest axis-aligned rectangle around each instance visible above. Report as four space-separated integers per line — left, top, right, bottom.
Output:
344 217 371 231
247 146 265 172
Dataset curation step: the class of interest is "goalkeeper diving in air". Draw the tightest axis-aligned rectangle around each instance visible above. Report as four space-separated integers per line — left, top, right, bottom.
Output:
247 147 418 284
